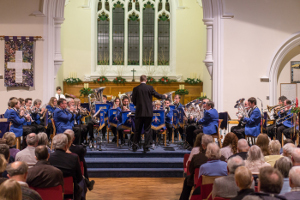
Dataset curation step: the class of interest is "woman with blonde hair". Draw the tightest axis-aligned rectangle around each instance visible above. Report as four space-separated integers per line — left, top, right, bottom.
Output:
256 133 270 156
245 145 271 174
220 132 238 160
3 132 19 159
0 179 22 200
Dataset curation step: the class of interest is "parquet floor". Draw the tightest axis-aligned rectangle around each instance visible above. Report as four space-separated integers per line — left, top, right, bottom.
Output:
86 177 184 200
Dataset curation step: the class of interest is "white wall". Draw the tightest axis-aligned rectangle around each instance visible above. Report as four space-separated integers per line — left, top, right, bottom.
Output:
222 0 300 118
0 0 44 112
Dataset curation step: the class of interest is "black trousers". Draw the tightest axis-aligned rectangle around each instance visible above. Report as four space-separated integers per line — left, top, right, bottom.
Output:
175 127 184 140
72 126 81 145
186 125 198 147
179 176 193 200
74 124 88 143
231 126 245 139
32 123 46 134
266 124 276 139
166 123 173 142
133 117 152 147
276 124 289 144
283 127 296 141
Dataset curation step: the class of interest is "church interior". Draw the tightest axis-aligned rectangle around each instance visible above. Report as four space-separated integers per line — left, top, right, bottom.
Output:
1 0 300 200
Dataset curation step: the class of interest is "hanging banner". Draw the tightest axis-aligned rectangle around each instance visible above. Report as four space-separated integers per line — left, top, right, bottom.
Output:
4 36 34 87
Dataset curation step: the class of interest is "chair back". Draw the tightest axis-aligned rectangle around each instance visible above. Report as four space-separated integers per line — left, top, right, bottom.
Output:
183 154 190 175
29 185 63 200
186 161 191 176
64 176 74 195
200 175 223 200
194 168 199 186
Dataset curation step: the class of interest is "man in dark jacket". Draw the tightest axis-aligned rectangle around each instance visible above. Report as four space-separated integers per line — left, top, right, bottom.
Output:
132 75 166 152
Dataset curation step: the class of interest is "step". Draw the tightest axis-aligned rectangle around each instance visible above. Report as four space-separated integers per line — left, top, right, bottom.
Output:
87 168 184 177
85 151 188 158
85 157 183 168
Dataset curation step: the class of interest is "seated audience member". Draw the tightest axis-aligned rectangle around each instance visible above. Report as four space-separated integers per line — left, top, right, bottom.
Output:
37 132 51 153
228 139 249 160
3 132 19 159
232 166 254 200
48 134 83 200
0 154 8 184
282 166 300 200
264 140 283 167
64 129 95 191
15 133 38 168
26 145 63 188
186 133 204 166
0 144 13 163
0 179 22 200
291 148 300 166
179 135 218 200
199 143 227 177
212 156 248 199
282 143 295 158
6 161 42 200
274 157 293 194
245 145 271 174
243 167 283 200
256 133 271 156
220 132 238 160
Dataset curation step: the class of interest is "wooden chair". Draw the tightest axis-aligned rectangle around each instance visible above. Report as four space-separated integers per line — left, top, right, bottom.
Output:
199 175 223 200
30 185 63 200
211 119 223 148
50 119 56 150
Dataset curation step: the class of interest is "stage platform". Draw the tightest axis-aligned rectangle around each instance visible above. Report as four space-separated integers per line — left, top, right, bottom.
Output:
85 143 189 178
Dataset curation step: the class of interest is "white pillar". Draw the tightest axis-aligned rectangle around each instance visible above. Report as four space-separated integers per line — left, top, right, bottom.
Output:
203 18 213 79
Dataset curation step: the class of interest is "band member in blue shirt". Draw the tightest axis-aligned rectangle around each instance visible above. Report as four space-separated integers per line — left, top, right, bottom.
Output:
243 97 261 138
164 99 173 144
173 94 185 141
53 98 73 134
197 100 219 135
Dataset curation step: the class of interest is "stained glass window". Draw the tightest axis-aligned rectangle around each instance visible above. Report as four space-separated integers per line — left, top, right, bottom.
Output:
128 13 140 65
143 2 155 65
113 2 125 65
97 12 110 65
158 12 170 65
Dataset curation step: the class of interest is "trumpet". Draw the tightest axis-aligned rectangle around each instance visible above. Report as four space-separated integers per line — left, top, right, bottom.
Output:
266 104 282 113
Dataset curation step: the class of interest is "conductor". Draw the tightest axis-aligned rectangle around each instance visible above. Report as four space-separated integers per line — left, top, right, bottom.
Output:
132 75 167 152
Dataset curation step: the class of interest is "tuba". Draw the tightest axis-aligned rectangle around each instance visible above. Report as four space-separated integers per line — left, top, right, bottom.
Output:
89 87 106 123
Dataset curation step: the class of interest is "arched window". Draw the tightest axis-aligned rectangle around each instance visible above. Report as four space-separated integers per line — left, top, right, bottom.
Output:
95 0 172 72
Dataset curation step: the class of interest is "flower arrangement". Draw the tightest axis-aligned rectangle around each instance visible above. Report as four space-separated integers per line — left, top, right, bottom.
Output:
158 76 177 84
184 78 202 85
113 76 127 84
175 89 189 95
147 76 156 84
198 96 208 101
79 87 93 96
94 76 110 84
64 77 82 85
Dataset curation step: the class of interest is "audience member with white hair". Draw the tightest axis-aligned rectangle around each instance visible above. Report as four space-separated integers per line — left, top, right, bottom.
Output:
15 133 38 168
37 132 51 153
3 132 20 159
48 134 83 200
228 139 249 160
199 143 227 177
264 140 283 167
212 156 252 199
282 143 296 158
282 166 300 199
274 157 293 194
245 145 271 174
291 148 300 166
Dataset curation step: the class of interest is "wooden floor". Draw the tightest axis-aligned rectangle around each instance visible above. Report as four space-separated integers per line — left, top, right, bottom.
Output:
86 178 184 200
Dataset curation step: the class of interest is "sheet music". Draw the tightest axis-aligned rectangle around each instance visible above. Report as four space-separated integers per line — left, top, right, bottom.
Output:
281 83 297 101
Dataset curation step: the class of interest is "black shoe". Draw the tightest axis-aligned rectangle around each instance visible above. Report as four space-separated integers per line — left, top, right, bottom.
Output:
132 143 139 152
87 180 95 191
112 137 116 143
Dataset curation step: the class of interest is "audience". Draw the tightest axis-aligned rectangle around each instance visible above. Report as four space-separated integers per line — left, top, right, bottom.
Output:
0 179 22 200
64 129 95 191
245 145 271 174
274 157 293 194
37 132 51 153
0 154 7 184
212 156 247 199
199 143 227 177
282 143 296 158
232 166 254 200
186 133 204 165
3 132 20 159
291 148 300 166
264 140 283 167
15 133 38 168
256 134 270 156
6 161 42 200
220 132 238 161
282 166 300 200
243 167 283 200
26 145 64 188
0 144 13 163
48 134 83 200
228 139 249 160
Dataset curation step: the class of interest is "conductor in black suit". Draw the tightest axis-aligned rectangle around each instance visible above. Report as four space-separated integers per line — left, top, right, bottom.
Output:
132 75 167 152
